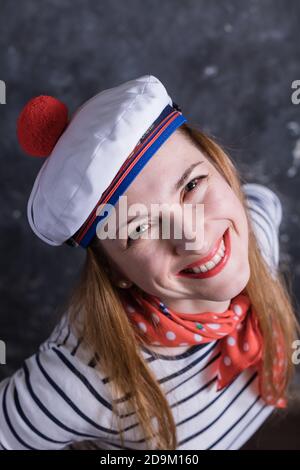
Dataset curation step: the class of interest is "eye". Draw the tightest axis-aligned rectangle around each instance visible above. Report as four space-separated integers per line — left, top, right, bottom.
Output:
183 175 208 195
127 222 150 246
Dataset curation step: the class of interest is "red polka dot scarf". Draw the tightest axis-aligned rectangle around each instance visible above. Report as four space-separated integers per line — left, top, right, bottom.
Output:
120 286 287 409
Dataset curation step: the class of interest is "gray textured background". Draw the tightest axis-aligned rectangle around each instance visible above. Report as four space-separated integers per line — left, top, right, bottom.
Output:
0 0 299 394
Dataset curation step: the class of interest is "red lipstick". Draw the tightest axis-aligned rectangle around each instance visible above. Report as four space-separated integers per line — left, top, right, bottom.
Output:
176 226 231 279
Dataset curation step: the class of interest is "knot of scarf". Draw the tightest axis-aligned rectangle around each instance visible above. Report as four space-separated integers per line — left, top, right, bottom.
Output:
120 286 287 409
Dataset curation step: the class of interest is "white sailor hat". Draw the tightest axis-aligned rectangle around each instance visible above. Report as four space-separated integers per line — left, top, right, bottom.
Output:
17 74 186 248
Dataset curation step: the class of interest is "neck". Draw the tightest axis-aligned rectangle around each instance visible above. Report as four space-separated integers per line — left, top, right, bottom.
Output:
158 296 231 314
157 287 248 314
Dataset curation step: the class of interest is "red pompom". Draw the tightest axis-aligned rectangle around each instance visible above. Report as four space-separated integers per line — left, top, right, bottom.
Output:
17 95 68 157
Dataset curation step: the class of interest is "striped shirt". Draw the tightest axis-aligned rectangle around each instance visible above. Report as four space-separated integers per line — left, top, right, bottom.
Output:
0 183 283 450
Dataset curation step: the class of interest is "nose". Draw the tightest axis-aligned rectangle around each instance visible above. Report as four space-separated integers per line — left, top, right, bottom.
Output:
166 205 213 257
173 231 213 257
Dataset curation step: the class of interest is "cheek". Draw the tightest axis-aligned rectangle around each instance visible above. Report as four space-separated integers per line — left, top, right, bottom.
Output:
234 199 249 238
230 201 249 258
126 247 170 286
210 182 249 248
218 184 247 233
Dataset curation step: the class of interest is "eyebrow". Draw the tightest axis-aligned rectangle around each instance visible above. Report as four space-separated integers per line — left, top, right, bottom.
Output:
174 161 204 192
116 160 205 236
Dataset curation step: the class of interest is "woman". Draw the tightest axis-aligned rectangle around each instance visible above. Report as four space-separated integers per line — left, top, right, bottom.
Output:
1 75 299 450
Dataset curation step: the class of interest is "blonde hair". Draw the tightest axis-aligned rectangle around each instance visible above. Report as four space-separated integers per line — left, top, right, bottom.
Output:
67 122 300 450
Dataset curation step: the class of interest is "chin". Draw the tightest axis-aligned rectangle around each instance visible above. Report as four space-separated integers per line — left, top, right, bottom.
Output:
193 261 250 302
220 263 250 299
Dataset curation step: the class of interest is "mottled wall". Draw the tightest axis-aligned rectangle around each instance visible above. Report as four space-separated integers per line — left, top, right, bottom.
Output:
0 0 299 379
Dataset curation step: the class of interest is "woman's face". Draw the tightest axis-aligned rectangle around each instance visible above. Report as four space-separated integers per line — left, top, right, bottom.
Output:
99 129 250 313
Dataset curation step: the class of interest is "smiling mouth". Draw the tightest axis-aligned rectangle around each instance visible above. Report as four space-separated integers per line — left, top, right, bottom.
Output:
177 227 231 279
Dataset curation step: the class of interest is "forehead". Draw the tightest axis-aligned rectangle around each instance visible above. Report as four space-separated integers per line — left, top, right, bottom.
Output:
116 130 209 207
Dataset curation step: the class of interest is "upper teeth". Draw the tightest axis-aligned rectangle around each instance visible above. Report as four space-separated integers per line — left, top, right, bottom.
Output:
182 238 225 274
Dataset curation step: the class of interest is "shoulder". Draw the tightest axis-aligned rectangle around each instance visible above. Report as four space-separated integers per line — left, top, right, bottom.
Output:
242 182 283 276
38 310 102 376
242 183 282 228
0 310 114 450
